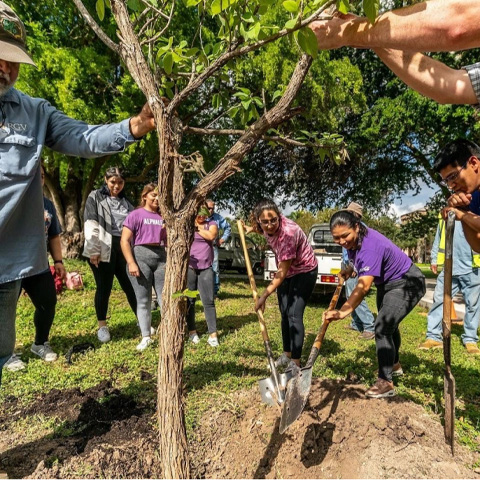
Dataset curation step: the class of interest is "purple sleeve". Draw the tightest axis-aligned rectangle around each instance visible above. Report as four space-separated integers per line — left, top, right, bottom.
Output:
355 247 382 278
123 210 138 234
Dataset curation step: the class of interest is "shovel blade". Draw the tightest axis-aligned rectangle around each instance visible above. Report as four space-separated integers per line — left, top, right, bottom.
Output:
279 366 313 434
444 368 456 455
259 370 294 407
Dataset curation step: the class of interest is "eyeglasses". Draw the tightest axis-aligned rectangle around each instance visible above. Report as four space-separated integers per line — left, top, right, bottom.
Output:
439 162 468 187
259 217 279 226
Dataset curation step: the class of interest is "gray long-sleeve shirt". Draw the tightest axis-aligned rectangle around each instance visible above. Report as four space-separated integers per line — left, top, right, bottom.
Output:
0 87 136 283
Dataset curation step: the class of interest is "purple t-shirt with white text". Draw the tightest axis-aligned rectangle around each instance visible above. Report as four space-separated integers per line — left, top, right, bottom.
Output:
189 220 216 270
123 208 166 246
347 227 411 286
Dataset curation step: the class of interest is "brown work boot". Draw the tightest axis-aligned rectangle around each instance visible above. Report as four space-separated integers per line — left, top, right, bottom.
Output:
360 331 375 340
365 378 395 398
418 339 443 350
465 343 480 355
392 363 403 377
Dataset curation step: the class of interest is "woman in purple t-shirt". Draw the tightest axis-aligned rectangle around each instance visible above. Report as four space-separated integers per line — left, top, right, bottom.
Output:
324 209 426 398
121 183 167 351
245 199 318 369
187 205 219 347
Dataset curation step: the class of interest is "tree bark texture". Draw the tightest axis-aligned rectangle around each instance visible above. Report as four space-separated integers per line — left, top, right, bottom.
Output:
77 2 313 478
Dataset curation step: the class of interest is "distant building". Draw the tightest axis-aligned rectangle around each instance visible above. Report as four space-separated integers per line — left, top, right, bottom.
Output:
399 208 431 263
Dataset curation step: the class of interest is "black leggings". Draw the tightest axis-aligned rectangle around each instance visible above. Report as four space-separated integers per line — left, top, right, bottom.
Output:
21 269 57 345
89 236 137 321
277 268 317 360
375 264 426 382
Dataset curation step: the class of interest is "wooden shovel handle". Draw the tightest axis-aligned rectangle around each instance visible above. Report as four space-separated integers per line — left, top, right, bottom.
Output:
313 277 345 351
237 221 270 342
443 211 455 365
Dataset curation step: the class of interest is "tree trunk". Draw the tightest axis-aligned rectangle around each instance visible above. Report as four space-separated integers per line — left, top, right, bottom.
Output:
157 215 192 479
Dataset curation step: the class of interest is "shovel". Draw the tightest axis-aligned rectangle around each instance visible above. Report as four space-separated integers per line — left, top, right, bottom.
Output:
237 221 291 407
443 210 456 454
279 277 344 434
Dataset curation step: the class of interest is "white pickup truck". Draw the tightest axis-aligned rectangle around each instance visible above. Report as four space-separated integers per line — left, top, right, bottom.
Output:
263 223 343 294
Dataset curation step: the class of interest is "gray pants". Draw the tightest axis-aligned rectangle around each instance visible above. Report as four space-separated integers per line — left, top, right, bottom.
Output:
128 245 166 337
0 279 22 387
186 266 217 334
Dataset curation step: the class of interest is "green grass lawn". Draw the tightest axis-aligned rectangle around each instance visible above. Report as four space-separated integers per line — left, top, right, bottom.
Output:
2 259 479 454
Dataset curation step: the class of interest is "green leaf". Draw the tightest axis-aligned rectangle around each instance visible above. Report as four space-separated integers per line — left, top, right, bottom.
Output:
171 289 199 299
283 0 299 13
96 0 105 20
211 0 238 15
163 52 174 74
363 0 379 24
284 18 298 30
183 289 200 298
297 27 318 58
127 0 141 11
186 0 201 6
336 0 350 14
246 22 261 40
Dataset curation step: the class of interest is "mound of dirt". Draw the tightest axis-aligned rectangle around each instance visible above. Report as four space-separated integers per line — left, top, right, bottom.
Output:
191 378 480 479
1 377 479 479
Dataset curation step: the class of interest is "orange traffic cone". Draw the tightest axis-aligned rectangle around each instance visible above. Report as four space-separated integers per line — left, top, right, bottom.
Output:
451 302 464 325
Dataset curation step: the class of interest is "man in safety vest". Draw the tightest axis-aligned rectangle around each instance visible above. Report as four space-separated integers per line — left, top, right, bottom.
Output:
419 214 480 354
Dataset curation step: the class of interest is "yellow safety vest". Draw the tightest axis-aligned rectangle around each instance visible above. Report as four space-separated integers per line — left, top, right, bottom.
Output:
436 215 480 267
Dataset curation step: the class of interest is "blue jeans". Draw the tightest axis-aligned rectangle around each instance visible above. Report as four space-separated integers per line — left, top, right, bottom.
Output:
0 279 22 387
426 269 480 345
345 276 375 332
212 246 220 295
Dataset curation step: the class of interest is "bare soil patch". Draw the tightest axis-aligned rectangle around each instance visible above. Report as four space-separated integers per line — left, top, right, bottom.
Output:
1 377 479 478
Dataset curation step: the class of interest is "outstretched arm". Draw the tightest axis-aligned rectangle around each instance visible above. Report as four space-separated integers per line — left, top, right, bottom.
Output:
309 0 480 52
373 48 478 105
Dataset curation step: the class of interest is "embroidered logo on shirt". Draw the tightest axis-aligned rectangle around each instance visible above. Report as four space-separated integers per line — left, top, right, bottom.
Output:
359 266 370 273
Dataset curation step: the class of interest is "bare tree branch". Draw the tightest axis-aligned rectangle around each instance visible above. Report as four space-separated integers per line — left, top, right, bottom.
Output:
183 125 308 147
167 0 335 114
71 0 119 53
126 158 160 183
180 54 313 214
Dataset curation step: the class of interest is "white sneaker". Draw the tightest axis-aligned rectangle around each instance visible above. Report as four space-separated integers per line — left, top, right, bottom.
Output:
5 353 26 371
207 336 219 348
274 353 291 368
150 326 156 336
136 336 152 351
31 342 58 362
97 326 111 343
189 333 200 344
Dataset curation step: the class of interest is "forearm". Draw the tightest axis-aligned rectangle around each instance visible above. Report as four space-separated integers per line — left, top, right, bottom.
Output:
49 236 63 262
342 0 480 52
374 49 477 104
461 213 480 252
120 239 136 265
339 284 367 317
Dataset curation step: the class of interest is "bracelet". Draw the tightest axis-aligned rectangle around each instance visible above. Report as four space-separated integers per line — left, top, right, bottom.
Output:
54 260 63 264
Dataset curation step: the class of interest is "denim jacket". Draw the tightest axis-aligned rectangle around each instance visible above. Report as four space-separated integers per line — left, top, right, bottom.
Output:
0 88 136 283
